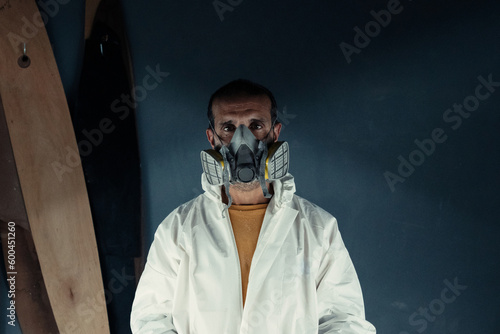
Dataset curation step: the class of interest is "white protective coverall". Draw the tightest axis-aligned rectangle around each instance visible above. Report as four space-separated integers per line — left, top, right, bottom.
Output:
131 173 376 334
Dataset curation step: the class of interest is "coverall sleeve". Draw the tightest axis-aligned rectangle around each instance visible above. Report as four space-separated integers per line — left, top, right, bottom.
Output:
316 218 376 334
130 214 182 334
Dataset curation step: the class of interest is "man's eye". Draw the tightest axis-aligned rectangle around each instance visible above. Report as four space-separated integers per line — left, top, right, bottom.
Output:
250 123 263 130
223 125 235 132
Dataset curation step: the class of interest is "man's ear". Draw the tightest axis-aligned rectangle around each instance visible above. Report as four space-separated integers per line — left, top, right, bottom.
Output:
273 122 282 142
206 128 215 149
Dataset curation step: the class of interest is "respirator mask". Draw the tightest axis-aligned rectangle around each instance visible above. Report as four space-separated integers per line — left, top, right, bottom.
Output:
200 124 289 209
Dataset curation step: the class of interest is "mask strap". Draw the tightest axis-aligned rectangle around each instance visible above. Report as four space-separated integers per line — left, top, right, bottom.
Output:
210 122 227 147
263 119 277 143
258 141 272 198
219 147 232 216
210 124 232 217
258 119 277 198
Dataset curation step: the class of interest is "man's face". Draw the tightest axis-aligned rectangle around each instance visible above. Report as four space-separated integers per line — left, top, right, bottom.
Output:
206 94 282 149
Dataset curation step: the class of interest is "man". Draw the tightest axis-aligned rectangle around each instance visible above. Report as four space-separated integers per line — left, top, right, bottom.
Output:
130 79 376 333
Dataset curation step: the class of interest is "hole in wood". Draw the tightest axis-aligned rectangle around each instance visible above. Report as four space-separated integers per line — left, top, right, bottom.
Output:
18 55 31 68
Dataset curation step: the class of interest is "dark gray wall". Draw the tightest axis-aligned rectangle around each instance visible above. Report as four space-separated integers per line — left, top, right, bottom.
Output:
120 1 499 333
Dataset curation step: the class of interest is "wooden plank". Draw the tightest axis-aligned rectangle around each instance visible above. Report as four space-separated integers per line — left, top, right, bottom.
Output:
0 1 109 333
0 92 59 334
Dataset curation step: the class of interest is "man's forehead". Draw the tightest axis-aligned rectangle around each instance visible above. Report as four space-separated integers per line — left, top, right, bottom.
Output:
212 94 272 119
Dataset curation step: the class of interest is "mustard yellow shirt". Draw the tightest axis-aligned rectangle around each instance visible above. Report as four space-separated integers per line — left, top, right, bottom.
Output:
228 203 268 307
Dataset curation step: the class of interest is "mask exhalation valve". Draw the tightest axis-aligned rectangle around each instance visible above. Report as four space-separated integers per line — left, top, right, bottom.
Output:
237 166 255 182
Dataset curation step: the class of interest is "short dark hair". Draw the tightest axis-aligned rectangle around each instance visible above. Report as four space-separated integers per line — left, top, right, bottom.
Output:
207 79 278 127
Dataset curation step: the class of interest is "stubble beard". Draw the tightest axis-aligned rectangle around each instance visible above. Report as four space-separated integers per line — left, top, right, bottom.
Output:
230 179 260 192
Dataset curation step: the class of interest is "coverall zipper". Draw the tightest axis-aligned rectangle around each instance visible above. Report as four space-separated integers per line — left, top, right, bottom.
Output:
224 211 245 315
